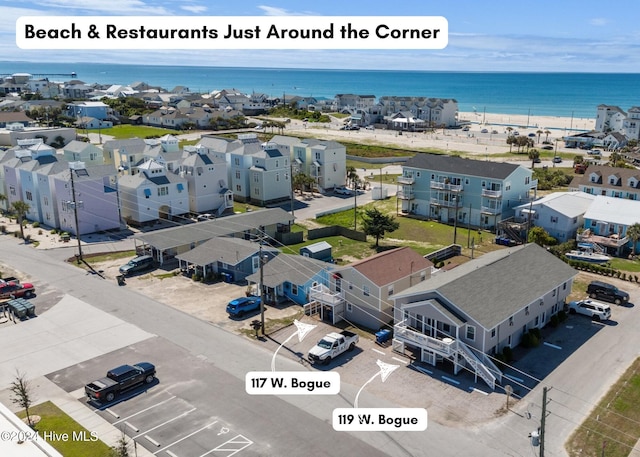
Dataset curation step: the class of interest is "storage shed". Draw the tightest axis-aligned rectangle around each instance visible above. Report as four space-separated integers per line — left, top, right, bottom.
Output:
300 241 332 262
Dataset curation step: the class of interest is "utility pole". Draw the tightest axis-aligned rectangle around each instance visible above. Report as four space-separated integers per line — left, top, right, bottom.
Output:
68 164 84 263
467 203 472 248
289 162 295 219
540 386 549 457
453 195 459 244
259 243 266 336
354 182 357 230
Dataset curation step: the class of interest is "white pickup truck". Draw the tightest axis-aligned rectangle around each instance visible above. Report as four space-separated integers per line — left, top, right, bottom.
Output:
308 331 359 365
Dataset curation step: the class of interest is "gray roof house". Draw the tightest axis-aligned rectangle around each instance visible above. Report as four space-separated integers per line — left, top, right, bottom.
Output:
392 243 577 389
176 236 279 282
133 207 294 264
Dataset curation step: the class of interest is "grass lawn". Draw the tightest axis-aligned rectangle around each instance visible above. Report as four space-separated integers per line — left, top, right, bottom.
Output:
609 257 640 273
97 124 183 139
18 401 113 457
566 357 640 457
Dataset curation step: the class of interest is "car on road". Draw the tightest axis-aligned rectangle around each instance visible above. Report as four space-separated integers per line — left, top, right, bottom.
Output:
119 255 154 276
481 128 488 133
588 149 602 156
0 281 35 299
533 157 541 163
334 186 353 196
196 213 214 221
568 299 611 321
552 156 563 163
541 145 553 150
85 362 156 403
587 280 629 305
226 296 261 317
528 133 536 137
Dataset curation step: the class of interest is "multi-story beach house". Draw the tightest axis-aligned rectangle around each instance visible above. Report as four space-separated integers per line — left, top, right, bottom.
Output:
103 138 147 173
62 141 105 167
398 154 537 231
248 143 291 206
392 243 576 390
378 96 459 128
291 138 347 192
118 158 189 225
594 104 640 141
568 164 640 200
66 101 111 121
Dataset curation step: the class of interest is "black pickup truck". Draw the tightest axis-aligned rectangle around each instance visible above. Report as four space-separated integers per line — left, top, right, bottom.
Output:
85 362 156 403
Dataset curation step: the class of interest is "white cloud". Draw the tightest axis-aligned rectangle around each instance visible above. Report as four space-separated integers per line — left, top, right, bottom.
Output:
257 5 315 16
589 18 610 26
32 0 171 15
181 5 208 14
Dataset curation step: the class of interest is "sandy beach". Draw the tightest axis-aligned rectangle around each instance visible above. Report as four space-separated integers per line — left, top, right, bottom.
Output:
458 111 595 132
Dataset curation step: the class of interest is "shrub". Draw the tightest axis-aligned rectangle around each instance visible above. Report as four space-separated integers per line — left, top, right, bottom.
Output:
13 230 20 237
50 229 57 235
635 275 639 283
622 273 627 281
32 221 40 228
549 314 559 328
502 346 514 362
38 229 42 235
529 327 541 340
21 220 28 226
557 310 568 322
191 273 201 282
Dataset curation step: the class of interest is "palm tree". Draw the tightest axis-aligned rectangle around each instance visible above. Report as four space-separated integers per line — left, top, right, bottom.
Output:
544 130 551 142
346 166 358 189
626 223 640 257
0 193 6 212
11 201 30 240
528 149 540 169
536 130 543 143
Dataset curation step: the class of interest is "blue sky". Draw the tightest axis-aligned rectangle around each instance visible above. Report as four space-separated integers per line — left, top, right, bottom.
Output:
2 0 640 71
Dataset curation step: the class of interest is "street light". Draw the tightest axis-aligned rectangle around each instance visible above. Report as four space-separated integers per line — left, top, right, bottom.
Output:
67 163 84 263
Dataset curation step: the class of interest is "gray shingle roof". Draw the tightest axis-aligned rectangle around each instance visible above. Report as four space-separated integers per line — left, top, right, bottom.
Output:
245 254 332 287
134 208 294 251
395 244 576 329
175 236 278 266
403 153 520 180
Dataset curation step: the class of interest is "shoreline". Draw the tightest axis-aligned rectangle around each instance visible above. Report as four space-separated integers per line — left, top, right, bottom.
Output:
458 111 595 132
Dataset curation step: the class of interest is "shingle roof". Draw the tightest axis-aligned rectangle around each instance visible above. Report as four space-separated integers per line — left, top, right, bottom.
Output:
342 247 432 287
245 254 332 287
394 243 576 329
175 236 278 266
403 153 520 180
134 208 294 251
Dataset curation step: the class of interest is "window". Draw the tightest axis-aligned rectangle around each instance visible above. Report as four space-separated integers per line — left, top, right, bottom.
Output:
525 306 529 315
466 325 475 341
347 303 353 312
235 170 240 179
276 173 280 182
9 186 16 196
509 316 514 326
534 316 539 326
525 176 530 185
234 157 240 166
236 184 242 192
291 284 298 295
363 285 370 296
253 173 259 183
348 282 353 290
388 285 394 296
442 323 451 333
44 196 49 206
552 289 556 297
491 328 496 338
157 186 168 196
26 191 33 201
563 282 567 290
550 216 558 223
420 272 426 281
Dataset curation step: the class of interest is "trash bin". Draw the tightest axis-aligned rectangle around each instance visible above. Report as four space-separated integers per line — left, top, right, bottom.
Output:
117 275 126 286
375 329 392 344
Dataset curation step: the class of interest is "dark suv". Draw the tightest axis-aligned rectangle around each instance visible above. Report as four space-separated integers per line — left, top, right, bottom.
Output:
119 255 154 276
587 281 629 305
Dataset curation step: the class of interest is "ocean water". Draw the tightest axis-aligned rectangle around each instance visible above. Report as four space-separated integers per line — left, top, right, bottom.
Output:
2 61 640 118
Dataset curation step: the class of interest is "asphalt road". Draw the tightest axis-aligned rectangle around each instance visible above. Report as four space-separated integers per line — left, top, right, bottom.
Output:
0 237 504 457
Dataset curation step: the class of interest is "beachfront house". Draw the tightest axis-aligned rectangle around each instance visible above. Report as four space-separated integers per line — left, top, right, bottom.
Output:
291 138 347 192
378 96 459 128
398 154 537 231
513 191 595 243
568 164 640 201
579 195 640 257
392 243 576 390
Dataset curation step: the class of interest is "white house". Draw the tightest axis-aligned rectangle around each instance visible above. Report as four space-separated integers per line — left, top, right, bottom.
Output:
118 159 189 225
62 141 105 166
514 191 596 243
290 138 347 192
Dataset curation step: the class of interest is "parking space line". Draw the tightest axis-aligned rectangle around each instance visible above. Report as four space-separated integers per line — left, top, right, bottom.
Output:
145 435 161 447
504 374 524 383
198 434 253 457
411 365 433 375
105 408 120 418
441 376 460 385
133 407 196 439
371 348 385 355
114 395 177 425
543 341 562 350
392 356 408 364
153 421 218 455
124 421 139 432
166 451 180 457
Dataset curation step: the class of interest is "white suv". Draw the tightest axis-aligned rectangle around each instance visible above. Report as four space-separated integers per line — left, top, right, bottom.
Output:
568 299 611 321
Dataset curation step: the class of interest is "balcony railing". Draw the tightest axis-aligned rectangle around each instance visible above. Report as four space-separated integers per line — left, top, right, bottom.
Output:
397 190 414 200
430 181 463 192
430 197 462 208
577 232 630 248
481 189 502 198
481 205 501 215
397 176 415 185
394 321 455 356
309 284 344 306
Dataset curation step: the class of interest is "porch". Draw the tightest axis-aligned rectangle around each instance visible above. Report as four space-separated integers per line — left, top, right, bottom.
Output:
304 283 345 325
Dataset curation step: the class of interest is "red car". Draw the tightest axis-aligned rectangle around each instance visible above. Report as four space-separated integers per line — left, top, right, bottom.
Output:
0 281 35 299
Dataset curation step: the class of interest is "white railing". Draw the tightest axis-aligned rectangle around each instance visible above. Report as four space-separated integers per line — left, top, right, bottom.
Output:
481 189 502 198
397 176 415 185
430 197 461 208
481 205 501 215
397 190 414 200
430 181 463 192
457 341 496 390
393 322 455 356
309 284 344 305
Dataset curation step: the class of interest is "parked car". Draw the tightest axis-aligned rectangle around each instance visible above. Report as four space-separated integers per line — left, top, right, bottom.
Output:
334 186 352 196
119 255 154 276
587 280 629 305
588 149 602 156
552 156 563 163
528 133 536 137
196 213 214 221
0 281 35 300
308 331 359 365
491 130 498 134
533 157 541 163
480 128 488 133
568 299 611 321
85 362 156 403
226 296 261 317
541 145 553 150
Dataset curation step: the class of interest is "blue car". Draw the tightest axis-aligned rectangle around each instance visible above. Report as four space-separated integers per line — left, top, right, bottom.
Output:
226 296 261 317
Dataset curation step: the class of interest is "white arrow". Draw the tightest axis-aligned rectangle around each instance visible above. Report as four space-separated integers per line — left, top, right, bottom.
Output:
354 360 399 408
271 319 316 372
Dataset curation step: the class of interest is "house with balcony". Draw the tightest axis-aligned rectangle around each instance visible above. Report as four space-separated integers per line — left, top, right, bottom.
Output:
513 191 596 243
62 141 105 166
392 243 576 390
248 143 291 206
580 195 640 257
103 137 148 174
568 164 640 201
66 101 111 121
117 158 189 225
178 146 233 215
307 247 432 329
398 154 537 231
378 96 458 128
245 254 335 306
291 138 346 192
